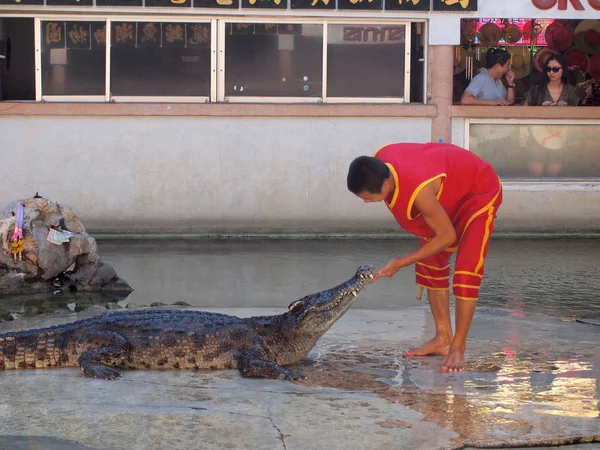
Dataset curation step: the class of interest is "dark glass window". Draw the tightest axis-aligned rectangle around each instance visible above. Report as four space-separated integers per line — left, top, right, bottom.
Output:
225 23 323 97
327 24 406 98
110 22 211 97
40 21 106 96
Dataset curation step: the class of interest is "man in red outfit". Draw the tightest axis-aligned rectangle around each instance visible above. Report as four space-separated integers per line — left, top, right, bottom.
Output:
347 142 502 372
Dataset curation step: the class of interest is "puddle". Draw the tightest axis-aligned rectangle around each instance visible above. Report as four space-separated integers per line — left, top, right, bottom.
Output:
295 339 600 448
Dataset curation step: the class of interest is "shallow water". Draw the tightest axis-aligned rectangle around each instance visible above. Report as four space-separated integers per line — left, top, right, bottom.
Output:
1 237 599 321
0 238 599 450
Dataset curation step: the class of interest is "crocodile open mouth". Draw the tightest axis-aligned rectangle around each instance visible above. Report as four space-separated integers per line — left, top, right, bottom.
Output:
287 265 374 315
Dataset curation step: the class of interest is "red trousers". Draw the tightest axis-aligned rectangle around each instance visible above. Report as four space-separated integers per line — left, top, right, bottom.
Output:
415 187 502 301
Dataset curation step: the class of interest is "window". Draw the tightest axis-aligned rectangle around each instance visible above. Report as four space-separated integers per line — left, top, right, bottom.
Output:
326 24 407 99
110 22 212 98
35 18 418 103
469 122 600 178
224 23 323 99
40 21 106 98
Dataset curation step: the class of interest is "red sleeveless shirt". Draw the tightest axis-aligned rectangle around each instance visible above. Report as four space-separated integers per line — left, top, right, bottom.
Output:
374 142 501 241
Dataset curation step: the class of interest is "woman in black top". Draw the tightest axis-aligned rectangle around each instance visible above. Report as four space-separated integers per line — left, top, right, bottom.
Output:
524 54 580 106
522 54 580 177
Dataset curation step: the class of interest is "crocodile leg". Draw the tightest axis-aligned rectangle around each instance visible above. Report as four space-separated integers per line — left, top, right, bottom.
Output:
238 348 305 381
74 330 131 380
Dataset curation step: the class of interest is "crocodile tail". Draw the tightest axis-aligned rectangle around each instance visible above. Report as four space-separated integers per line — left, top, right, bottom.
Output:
0 328 73 370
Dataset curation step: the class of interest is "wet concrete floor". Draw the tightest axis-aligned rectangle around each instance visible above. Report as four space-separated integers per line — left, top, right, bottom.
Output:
0 237 599 449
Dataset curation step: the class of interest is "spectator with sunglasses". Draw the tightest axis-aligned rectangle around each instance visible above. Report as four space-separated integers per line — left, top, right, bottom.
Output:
524 54 580 106
461 48 515 106
520 54 580 177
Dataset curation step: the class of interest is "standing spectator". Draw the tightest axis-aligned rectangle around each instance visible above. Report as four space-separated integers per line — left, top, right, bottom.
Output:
522 54 579 177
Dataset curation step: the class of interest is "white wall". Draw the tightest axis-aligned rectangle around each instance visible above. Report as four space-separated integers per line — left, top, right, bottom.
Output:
1 115 428 232
3 115 599 233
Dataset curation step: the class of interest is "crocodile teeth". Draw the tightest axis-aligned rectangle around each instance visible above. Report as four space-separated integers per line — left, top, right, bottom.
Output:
351 291 357 297
368 274 374 279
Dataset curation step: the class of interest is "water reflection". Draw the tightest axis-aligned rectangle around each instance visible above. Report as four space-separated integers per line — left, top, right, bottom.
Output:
99 237 600 318
301 328 600 446
0 237 599 322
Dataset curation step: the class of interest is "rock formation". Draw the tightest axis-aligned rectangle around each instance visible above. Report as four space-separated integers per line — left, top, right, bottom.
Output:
0 196 133 295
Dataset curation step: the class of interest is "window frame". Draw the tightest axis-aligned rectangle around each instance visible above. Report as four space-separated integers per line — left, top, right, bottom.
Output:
35 15 217 103
322 20 411 104
36 17 109 102
33 15 418 104
218 18 326 104
219 18 413 104
465 118 600 182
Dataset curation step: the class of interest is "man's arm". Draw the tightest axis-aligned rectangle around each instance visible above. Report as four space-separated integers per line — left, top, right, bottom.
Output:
373 182 457 282
505 70 516 104
461 91 509 106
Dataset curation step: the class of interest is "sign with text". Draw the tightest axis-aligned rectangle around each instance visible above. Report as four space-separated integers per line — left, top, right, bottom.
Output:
328 25 406 44
146 0 192 6
187 23 211 45
112 22 136 46
0 0 42 4
65 22 91 49
291 0 336 9
475 0 600 18
96 0 142 6
137 22 161 47
241 0 287 8
384 0 431 11
531 0 600 10
193 0 239 7
10 0 599 16
91 23 106 48
7 0 600 14
42 22 65 49
432 0 477 10
338 0 384 10
47 0 93 5
162 23 186 46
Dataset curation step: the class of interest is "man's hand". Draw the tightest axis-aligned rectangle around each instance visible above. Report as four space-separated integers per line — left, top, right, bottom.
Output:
372 179 456 284
491 99 509 106
505 70 515 85
373 257 410 282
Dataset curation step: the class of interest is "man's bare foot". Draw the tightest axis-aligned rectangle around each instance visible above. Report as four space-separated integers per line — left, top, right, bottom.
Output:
404 336 451 357
441 348 466 372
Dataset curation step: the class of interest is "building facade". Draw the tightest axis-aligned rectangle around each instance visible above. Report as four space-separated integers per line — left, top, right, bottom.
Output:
0 0 598 233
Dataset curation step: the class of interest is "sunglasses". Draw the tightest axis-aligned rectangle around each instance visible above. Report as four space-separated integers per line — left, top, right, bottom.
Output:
545 66 563 73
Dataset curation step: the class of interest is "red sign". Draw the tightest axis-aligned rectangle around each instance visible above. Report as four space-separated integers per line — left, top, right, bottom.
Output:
531 0 600 10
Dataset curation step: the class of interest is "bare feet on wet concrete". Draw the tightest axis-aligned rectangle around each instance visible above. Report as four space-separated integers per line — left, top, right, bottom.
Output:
441 348 466 372
404 336 451 357
404 338 468 372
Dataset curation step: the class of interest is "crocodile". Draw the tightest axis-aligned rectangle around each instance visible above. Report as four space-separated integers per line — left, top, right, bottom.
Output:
0 265 374 381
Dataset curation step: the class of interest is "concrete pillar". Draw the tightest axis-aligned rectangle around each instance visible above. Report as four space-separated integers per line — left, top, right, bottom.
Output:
429 45 454 144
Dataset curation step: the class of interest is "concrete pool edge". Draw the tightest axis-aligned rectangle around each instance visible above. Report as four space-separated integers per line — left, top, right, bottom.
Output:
90 232 600 241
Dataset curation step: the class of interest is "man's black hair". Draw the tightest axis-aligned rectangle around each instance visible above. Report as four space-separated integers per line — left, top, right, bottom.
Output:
347 156 390 195
485 48 510 69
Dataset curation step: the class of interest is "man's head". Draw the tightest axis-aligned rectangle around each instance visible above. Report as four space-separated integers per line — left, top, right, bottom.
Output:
485 48 511 78
347 156 394 203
